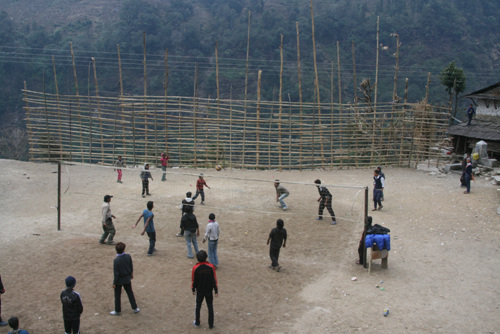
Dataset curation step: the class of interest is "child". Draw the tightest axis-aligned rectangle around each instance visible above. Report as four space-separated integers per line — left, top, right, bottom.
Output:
160 153 169 181
132 201 156 256
314 179 337 224
7 316 29 334
192 173 210 205
140 163 153 198
60 276 83 334
202 213 220 268
192 250 218 329
99 195 116 245
111 242 140 315
180 205 199 258
377 166 385 201
114 156 126 183
372 170 384 210
267 219 287 272
177 192 195 237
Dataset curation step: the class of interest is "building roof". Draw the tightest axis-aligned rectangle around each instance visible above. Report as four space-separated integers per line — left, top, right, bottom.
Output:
447 119 500 141
464 81 500 102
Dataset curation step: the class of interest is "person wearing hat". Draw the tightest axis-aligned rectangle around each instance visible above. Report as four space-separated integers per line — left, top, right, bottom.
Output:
274 180 289 211
140 163 153 198
7 316 30 334
192 173 210 205
160 153 169 181
60 276 83 334
99 195 116 245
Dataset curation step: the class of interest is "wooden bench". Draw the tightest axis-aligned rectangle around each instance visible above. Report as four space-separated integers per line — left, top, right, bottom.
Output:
368 243 388 273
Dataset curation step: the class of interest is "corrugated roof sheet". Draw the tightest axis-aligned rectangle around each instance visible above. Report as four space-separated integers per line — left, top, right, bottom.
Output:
447 119 500 141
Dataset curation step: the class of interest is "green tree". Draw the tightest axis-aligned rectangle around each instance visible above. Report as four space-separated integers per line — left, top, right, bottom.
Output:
439 61 466 122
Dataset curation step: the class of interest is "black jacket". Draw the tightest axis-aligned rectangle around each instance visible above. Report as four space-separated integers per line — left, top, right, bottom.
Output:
113 253 134 285
180 213 199 233
60 288 83 320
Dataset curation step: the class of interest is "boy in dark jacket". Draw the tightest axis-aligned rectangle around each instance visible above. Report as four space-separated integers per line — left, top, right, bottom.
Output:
192 250 218 329
267 219 287 272
7 316 30 334
60 276 83 334
111 242 140 316
140 163 153 198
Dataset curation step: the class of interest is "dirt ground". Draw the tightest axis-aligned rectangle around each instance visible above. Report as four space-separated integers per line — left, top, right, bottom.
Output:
1 159 500 334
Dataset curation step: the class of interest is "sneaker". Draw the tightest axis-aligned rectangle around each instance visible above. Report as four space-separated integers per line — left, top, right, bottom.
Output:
276 266 282 272
107 241 116 245
0 321 7 326
110 311 120 316
378 205 383 210
283 206 288 211
193 321 200 328
331 220 337 225
142 194 145 198
315 217 323 221
133 308 141 313
146 193 151 196
147 253 154 256
99 240 105 244
201 202 205 205
176 233 184 237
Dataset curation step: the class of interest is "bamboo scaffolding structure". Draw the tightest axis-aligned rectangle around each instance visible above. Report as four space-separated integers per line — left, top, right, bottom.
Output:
296 22 304 171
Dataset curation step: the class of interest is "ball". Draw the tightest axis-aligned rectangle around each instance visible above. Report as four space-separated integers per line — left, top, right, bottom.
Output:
215 165 222 171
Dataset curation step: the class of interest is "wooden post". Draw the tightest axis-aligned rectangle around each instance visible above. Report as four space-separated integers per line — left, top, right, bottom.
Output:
278 34 284 171
337 41 343 168
229 85 233 168
117 44 127 158
242 10 251 167
132 103 136 165
296 22 303 171
352 43 359 167
372 17 380 162
399 78 409 166
193 63 198 167
389 33 400 161
42 74 52 161
256 70 262 166
57 161 61 231
330 61 335 167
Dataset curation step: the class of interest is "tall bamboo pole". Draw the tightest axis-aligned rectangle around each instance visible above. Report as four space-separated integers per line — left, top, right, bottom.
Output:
337 41 343 168
143 32 148 160
296 22 303 171
42 74 51 161
242 10 251 167
399 78 409 166
215 42 221 164
91 57 104 163
164 48 169 157
278 34 284 171
52 56 63 160
389 33 400 161
310 0 324 165
23 81 34 161
371 17 380 162
70 42 84 161
330 61 334 166
287 93 292 170
117 44 127 158
87 63 93 163
229 85 233 167
132 103 136 165
256 70 262 167
193 63 198 167
352 42 359 167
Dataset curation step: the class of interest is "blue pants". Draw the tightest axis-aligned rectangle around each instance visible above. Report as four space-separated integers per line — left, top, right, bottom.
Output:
147 231 156 255
373 189 383 209
192 189 205 202
208 239 219 266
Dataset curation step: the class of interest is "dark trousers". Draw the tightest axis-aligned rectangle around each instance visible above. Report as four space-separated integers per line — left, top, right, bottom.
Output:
114 283 137 313
192 189 205 202
195 292 214 328
99 220 115 243
64 318 80 334
147 231 156 255
142 179 149 195
373 189 383 209
318 198 335 219
465 174 471 193
270 247 281 268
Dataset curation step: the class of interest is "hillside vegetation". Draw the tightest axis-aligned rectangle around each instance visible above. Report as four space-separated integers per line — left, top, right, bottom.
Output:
0 0 498 129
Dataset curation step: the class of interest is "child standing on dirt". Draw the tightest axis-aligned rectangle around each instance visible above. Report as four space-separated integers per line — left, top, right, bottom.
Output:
140 163 153 198
314 179 337 224
132 201 156 256
60 276 83 334
114 156 125 183
160 153 169 181
177 192 195 237
192 173 210 205
267 219 287 272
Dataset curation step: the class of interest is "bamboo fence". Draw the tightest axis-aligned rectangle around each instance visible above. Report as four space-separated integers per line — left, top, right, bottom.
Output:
23 88 450 169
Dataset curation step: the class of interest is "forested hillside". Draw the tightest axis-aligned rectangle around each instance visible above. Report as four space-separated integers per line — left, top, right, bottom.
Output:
0 0 498 130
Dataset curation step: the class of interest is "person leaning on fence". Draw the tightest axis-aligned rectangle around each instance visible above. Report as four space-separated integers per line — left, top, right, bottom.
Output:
99 195 116 245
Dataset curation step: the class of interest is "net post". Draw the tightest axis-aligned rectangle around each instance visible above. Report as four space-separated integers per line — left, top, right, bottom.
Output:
363 186 368 268
58 161 61 231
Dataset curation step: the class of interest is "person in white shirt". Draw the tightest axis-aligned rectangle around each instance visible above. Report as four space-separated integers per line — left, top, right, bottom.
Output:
203 213 220 268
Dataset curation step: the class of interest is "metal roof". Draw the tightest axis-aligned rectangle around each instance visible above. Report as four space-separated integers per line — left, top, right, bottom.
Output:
447 119 500 141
